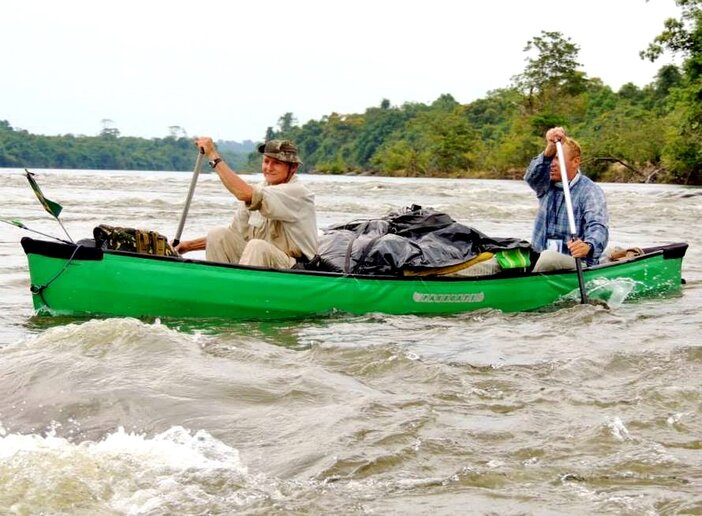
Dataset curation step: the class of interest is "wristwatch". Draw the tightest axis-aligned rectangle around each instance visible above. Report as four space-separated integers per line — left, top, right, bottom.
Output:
208 157 223 169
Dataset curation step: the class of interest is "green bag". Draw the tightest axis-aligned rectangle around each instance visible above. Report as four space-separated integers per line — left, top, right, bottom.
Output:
93 224 178 256
495 248 531 269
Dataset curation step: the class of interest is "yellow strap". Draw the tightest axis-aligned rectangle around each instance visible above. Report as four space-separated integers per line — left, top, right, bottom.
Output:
403 252 494 277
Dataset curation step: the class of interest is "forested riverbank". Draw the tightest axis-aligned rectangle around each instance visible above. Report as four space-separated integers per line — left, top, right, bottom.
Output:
3 2 702 185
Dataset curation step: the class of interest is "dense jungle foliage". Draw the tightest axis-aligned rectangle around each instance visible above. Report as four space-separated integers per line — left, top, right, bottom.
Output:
2 1 701 185
0 121 254 173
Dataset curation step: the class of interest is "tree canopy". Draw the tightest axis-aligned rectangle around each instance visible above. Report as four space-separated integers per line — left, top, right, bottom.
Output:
3 4 702 185
0 121 253 172
639 0 702 184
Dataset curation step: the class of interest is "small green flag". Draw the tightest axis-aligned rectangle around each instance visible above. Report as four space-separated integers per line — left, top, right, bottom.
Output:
25 170 63 219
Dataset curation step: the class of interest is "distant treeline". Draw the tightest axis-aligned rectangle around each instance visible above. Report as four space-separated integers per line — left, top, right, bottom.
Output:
3 3 702 185
0 120 254 172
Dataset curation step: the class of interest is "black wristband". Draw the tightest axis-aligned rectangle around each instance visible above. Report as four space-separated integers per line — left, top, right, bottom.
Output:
208 157 222 169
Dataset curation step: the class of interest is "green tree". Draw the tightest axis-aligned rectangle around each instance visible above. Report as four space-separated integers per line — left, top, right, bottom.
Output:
642 0 702 183
414 108 479 175
353 104 410 167
511 30 586 113
277 112 297 134
576 102 666 181
371 139 428 176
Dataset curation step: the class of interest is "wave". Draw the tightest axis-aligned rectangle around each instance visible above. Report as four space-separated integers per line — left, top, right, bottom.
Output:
0 424 251 514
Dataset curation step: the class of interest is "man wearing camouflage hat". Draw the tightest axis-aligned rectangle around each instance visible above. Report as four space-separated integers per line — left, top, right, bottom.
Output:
175 136 317 268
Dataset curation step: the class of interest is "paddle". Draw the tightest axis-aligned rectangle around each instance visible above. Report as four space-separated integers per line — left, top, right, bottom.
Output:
1 218 72 243
555 140 589 304
172 149 204 248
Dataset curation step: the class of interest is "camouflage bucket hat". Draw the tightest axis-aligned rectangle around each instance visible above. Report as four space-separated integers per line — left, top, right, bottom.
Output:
257 139 303 165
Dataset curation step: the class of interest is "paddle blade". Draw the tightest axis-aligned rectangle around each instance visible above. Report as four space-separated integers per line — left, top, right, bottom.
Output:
25 170 63 218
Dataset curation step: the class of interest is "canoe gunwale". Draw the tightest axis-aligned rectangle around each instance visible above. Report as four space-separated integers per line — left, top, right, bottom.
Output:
20 237 688 319
21 237 689 283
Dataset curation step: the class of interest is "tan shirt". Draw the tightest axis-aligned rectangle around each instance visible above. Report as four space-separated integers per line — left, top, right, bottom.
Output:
229 176 318 260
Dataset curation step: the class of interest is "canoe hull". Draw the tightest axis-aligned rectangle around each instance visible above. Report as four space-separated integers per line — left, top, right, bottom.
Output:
21 238 688 320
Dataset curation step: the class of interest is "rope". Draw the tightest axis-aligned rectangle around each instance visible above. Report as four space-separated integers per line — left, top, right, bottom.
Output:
30 244 83 309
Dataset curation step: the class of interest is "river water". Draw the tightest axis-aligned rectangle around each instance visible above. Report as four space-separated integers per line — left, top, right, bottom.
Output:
0 169 700 515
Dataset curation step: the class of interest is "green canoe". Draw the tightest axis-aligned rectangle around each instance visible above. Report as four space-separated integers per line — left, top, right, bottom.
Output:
21 237 688 320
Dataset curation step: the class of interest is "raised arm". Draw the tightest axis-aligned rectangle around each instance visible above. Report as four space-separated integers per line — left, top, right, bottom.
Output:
196 137 254 203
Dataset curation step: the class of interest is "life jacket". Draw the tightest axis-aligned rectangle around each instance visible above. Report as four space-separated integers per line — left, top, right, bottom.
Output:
93 224 178 256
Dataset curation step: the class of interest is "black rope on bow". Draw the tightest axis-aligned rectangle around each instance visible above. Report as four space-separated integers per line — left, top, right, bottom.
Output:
30 244 83 309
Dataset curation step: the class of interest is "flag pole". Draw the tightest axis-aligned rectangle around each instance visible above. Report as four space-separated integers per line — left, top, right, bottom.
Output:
24 170 74 243
56 218 73 243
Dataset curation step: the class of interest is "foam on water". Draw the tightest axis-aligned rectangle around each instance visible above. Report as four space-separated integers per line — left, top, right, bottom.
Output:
607 417 633 441
0 424 250 514
558 277 637 308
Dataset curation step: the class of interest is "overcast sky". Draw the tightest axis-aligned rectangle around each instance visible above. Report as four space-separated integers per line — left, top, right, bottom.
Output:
1 0 681 142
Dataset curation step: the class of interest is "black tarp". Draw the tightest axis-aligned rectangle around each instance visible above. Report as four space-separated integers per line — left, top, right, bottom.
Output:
314 205 533 276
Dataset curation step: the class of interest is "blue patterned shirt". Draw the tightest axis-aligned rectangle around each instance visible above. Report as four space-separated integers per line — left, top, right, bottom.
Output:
524 153 609 265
